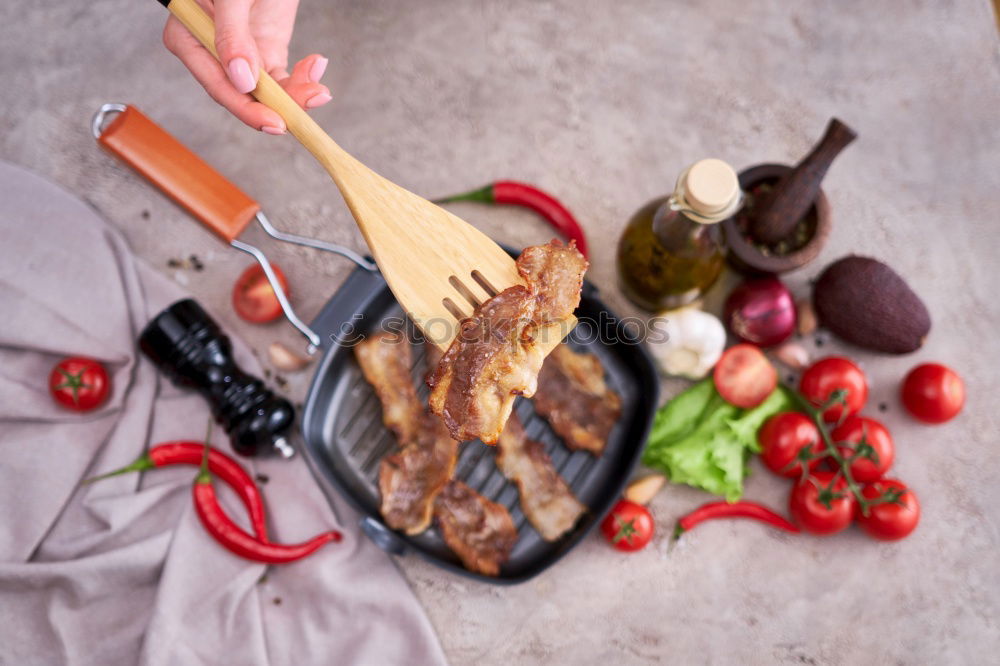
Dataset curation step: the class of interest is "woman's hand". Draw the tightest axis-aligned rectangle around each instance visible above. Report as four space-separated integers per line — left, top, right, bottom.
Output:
163 0 331 134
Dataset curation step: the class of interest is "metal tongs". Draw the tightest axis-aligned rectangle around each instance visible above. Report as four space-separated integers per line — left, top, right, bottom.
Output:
92 103 376 353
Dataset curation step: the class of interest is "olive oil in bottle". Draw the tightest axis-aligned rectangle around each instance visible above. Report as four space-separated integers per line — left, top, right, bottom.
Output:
616 158 742 311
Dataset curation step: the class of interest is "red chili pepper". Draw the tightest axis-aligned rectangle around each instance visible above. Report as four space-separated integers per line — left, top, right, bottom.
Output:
85 440 269 541
192 450 342 564
435 180 589 259
674 501 800 539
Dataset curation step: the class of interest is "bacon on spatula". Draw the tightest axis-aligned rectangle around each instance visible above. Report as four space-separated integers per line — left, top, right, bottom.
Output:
533 344 622 455
495 413 585 541
433 480 518 576
428 240 588 444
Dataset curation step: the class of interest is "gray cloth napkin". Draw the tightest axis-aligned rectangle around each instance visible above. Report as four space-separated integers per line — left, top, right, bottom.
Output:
0 161 447 666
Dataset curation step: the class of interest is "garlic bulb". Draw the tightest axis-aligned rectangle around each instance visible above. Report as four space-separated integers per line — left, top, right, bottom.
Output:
648 306 727 380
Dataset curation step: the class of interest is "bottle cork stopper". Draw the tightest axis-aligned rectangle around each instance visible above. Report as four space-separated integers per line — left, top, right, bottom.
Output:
684 158 739 215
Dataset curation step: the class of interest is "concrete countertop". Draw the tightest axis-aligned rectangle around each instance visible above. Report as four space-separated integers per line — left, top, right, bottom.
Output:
3 1 999 663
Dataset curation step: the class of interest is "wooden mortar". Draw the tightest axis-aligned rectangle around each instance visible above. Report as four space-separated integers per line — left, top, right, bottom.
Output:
722 163 832 275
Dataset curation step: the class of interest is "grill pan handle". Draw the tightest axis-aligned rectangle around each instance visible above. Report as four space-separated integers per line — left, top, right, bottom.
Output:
94 104 259 243
93 103 377 353
360 517 409 556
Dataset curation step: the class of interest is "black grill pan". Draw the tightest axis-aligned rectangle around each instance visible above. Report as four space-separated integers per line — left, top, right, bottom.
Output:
300 255 659 584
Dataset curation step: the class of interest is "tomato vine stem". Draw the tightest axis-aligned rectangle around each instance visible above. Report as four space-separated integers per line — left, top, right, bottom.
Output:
786 388 874 516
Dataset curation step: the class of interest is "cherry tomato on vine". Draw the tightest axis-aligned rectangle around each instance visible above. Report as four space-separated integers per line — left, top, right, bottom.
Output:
49 357 110 411
830 416 894 483
856 479 920 541
601 499 654 552
788 471 855 535
232 264 289 324
758 411 824 478
713 344 777 409
799 357 868 423
901 363 965 424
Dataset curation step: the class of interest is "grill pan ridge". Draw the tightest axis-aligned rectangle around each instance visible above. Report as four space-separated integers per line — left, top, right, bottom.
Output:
300 252 659 584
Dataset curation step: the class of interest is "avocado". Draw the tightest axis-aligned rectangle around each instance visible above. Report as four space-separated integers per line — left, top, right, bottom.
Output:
812 255 930 354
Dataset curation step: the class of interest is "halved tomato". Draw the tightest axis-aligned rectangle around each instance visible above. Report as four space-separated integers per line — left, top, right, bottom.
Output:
713 344 777 409
232 264 289 324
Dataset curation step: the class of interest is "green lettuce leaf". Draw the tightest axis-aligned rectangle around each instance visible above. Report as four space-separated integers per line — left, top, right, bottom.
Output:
642 381 795 501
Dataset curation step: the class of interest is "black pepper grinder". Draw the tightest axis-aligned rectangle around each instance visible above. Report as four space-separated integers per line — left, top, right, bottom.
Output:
139 299 296 458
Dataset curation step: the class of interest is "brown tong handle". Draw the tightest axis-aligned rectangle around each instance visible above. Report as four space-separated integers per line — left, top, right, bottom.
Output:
96 105 260 243
751 118 857 245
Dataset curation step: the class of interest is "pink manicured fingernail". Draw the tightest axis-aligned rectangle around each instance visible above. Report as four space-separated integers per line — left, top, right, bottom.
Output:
261 125 285 135
309 56 329 83
305 92 332 109
228 57 256 94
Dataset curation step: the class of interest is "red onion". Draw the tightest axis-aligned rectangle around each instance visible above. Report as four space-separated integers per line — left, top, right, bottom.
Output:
724 277 797 347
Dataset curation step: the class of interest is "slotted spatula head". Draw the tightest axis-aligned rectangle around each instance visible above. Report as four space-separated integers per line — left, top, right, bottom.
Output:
162 0 522 348
335 166 523 348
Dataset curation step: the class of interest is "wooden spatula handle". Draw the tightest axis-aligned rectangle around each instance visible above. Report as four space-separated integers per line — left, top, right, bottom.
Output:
750 118 857 245
97 104 260 242
165 0 359 188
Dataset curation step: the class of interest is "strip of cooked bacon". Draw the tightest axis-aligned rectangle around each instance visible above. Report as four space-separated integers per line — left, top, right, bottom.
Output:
355 333 457 535
433 480 518 576
355 332 422 444
533 344 622 455
428 240 587 444
377 412 458 534
495 413 585 541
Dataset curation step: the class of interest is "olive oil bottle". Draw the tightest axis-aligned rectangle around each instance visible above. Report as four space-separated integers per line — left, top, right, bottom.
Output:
617 158 742 311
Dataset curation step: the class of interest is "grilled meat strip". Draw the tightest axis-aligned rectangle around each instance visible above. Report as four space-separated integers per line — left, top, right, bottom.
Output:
495 413 585 541
376 413 458 535
533 344 622 455
428 240 588 444
355 331 422 443
355 333 458 535
433 480 518 576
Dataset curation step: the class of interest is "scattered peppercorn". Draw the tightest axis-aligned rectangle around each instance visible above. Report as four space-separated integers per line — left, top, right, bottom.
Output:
275 375 288 390
141 209 150 220
878 402 888 413
167 258 183 268
255 473 270 485
273 597 282 606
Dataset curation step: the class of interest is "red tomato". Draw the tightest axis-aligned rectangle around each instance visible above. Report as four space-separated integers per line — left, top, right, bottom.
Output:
49 357 110 411
799 357 868 423
788 472 855 535
830 416 894 483
856 479 920 540
601 499 654 552
232 264 289 324
713 344 777 409
901 363 965 424
758 411 824 478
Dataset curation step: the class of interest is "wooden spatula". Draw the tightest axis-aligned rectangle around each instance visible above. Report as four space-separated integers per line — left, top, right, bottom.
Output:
161 0 521 349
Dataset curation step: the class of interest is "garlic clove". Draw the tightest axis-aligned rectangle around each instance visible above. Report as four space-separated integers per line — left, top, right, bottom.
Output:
773 340 810 370
624 474 668 505
268 341 313 372
797 298 818 336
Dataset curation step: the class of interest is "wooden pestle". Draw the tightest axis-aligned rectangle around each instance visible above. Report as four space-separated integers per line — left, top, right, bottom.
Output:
750 118 857 245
